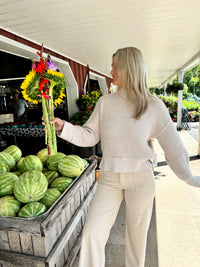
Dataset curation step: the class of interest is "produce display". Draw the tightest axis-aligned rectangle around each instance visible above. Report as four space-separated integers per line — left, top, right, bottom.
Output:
0 145 88 218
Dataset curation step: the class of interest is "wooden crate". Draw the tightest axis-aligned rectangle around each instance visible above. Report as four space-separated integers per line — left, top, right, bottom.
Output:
0 160 97 267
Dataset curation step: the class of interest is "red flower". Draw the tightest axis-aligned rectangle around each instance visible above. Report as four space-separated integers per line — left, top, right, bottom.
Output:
35 59 45 74
41 92 49 100
39 78 49 92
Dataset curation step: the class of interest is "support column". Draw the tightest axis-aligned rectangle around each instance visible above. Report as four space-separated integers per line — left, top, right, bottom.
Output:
163 84 167 96
177 71 184 130
198 119 200 156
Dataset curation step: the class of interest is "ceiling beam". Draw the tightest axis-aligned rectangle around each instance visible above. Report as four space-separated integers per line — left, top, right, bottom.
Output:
160 50 200 87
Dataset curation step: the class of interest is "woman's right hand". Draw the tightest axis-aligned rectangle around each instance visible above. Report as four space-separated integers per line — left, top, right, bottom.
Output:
50 117 65 131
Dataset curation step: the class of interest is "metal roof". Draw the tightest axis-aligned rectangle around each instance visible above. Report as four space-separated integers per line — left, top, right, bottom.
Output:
1 0 200 87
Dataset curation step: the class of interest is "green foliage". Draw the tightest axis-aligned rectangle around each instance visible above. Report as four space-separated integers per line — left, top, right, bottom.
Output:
182 100 200 111
160 96 200 121
183 65 200 96
76 90 102 111
70 111 92 126
149 87 164 95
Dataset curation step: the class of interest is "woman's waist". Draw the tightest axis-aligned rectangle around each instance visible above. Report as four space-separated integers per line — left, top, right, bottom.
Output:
99 157 154 173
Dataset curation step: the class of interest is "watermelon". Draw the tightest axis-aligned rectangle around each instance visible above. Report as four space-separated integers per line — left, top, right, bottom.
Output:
50 177 73 192
18 202 46 218
0 161 9 174
16 157 25 171
21 155 43 172
42 166 49 172
14 170 48 203
0 172 18 197
0 196 21 217
43 170 59 185
40 188 61 208
47 152 66 171
82 159 88 167
12 171 22 177
58 155 85 177
0 152 15 170
3 145 22 162
36 148 49 165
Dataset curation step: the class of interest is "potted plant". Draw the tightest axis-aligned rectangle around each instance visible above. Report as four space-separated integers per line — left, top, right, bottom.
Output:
76 90 102 111
166 83 184 95
194 111 200 122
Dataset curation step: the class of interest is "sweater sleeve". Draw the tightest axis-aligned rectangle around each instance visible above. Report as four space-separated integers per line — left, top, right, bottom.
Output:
150 98 200 187
57 98 101 147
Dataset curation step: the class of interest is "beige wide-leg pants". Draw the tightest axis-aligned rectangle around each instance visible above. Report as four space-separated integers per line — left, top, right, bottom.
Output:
78 167 155 267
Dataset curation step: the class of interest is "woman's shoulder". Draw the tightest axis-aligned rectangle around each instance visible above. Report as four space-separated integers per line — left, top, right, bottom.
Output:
98 92 118 103
149 94 166 107
147 94 169 116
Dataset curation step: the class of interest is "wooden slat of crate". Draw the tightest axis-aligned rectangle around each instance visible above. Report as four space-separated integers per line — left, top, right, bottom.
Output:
0 231 9 250
19 233 34 255
0 250 46 267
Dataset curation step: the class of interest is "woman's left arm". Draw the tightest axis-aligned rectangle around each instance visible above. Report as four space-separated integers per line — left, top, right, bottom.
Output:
151 101 200 187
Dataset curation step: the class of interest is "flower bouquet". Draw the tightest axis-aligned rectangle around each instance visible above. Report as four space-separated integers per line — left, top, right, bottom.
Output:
20 47 66 156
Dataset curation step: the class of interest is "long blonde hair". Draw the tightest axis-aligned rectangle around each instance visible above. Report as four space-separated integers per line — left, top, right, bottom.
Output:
113 47 150 119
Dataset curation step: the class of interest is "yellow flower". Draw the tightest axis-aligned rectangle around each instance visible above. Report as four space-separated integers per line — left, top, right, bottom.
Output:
47 69 63 78
21 70 36 90
54 88 66 106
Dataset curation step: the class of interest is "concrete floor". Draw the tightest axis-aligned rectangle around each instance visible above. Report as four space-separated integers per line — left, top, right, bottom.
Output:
72 124 200 267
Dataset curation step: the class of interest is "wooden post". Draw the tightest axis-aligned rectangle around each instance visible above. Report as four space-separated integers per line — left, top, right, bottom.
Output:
86 64 91 93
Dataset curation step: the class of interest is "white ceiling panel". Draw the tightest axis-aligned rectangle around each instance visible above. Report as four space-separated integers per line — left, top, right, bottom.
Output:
0 0 200 87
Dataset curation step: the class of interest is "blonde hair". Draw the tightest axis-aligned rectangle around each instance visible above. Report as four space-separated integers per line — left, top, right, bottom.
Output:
113 47 150 119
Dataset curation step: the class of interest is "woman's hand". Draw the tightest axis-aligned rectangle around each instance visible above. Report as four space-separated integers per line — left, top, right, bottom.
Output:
42 117 65 132
50 117 65 131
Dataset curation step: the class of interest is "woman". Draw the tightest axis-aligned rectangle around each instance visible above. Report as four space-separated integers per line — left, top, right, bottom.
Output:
50 47 200 267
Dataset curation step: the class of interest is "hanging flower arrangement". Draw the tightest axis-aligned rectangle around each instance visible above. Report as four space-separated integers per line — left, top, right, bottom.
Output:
20 47 67 156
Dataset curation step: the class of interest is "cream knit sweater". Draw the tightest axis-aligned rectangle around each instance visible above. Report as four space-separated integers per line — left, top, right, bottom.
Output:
58 91 200 187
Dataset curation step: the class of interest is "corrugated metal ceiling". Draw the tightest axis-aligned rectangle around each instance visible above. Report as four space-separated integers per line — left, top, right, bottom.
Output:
0 0 200 87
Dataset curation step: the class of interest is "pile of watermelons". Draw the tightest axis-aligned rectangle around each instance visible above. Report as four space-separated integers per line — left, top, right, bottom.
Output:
0 145 88 218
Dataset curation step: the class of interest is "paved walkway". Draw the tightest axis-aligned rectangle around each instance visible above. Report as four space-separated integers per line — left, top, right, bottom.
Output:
72 127 200 267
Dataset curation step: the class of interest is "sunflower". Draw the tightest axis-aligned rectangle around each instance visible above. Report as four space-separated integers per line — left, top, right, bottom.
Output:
20 67 66 105
21 70 41 104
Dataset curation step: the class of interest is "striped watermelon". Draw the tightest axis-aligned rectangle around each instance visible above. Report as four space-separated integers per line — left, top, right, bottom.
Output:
40 188 61 208
13 170 48 203
21 155 43 172
50 177 73 192
3 145 22 162
47 152 66 171
0 152 15 170
16 157 25 171
58 155 85 177
0 161 9 174
0 196 21 217
43 170 59 185
18 202 47 218
82 159 88 167
0 172 18 197
36 148 49 165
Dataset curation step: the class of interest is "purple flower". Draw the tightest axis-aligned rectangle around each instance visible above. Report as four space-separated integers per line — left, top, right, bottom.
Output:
48 61 59 71
47 56 58 71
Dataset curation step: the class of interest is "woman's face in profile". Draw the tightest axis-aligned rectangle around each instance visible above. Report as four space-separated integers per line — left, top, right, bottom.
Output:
110 58 120 86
